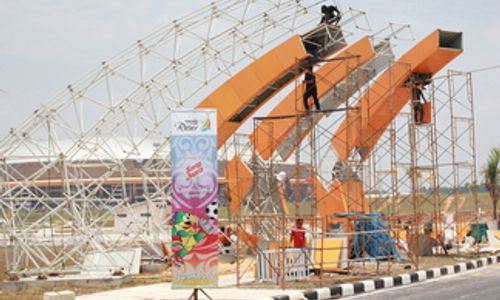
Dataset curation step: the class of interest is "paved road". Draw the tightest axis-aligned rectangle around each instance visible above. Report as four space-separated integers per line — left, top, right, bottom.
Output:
349 263 500 300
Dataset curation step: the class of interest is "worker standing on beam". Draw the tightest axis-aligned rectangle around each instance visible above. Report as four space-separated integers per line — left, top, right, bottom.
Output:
303 65 320 112
320 4 341 25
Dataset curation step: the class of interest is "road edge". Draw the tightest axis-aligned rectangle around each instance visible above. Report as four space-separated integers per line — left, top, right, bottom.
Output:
259 255 500 300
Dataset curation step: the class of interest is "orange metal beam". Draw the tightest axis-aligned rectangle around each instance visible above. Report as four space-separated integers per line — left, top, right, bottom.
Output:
315 177 368 226
251 36 375 160
333 30 463 161
225 156 253 215
315 176 347 224
196 35 308 148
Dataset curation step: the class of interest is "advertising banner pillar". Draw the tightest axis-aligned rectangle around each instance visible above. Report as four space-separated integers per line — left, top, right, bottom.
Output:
170 109 218 289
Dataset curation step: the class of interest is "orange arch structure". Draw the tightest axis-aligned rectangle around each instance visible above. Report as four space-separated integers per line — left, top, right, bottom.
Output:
333 30 463 161
196 25 347 149
250 36 375 160
315 177 368 227
196 26 346 216
225 156 253 215
206 28 462 231
197 35 308 148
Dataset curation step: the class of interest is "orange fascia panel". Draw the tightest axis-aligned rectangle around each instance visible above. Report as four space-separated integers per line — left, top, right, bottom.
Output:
332 63 410 160
358 87 411 152
249 119 277 160
276 35 310 69
365 67 413 129
197 100 226 134
316 36 374 91
252 36 375 160
226 156 253 215
250 50 285 88
229 67 262 107
422 102 432 124
199 84 241 120
331 109 362 161
333 30 462 160
218 122 240 148
237 228 260 249
196 35 307 148
315 177 347 223
315 178 368 229
341 181 368 212
229 35 307 116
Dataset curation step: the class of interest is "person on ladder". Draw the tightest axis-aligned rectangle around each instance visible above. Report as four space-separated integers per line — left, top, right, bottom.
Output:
303 65 320 112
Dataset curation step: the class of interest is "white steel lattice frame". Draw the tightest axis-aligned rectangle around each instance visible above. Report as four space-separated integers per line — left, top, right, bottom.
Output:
0 0 374 275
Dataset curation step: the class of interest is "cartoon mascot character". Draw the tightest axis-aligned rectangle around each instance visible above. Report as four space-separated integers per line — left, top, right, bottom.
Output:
171 211 206 265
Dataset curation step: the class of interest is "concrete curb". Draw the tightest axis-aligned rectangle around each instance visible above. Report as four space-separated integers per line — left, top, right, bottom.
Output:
259 255 500 300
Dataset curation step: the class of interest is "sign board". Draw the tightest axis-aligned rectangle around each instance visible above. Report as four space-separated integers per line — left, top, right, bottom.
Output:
171 109 218 288
257 249 310 281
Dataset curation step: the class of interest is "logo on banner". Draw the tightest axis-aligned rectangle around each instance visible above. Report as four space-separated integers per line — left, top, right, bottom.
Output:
173 114 212 133
186 162 203 180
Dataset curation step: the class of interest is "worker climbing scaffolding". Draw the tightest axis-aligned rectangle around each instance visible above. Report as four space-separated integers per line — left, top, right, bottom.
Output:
412 82 426 124
407 74 431 124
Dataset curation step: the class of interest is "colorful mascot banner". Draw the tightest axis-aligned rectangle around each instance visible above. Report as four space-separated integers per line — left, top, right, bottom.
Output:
171 109 218 289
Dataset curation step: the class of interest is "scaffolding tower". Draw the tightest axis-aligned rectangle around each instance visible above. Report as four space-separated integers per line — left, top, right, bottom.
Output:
366 70 477 267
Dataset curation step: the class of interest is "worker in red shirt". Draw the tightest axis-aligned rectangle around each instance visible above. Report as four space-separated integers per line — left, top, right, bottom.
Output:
290 218 307 248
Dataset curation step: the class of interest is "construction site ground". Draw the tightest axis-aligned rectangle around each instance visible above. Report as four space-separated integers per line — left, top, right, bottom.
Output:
0 250 490 300
0 193 491 300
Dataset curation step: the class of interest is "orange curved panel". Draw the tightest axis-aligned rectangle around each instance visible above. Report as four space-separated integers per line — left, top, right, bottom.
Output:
422 102 432 124
315 177 368 229
315 177 347 224
357 86 411 155
226 156 253 215
237 228 260 249
333 30 463 161
341 180 368 213
218 123 240 146
229 68 262 105
250 50 286 86
251 36 375 160
195 35 308 148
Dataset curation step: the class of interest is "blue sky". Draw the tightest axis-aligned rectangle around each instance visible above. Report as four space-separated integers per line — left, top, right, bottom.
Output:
0 0 499 166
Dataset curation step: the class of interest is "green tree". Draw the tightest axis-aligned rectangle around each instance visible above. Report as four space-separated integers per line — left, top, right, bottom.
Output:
484 148 500 220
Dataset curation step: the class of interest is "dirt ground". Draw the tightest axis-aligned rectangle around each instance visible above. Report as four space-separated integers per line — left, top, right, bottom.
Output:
0 253 255 300
1 191 494 300
0 269 172 300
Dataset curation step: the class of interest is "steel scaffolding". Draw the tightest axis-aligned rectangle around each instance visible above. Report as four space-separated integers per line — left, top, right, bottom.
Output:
366 71 478 268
